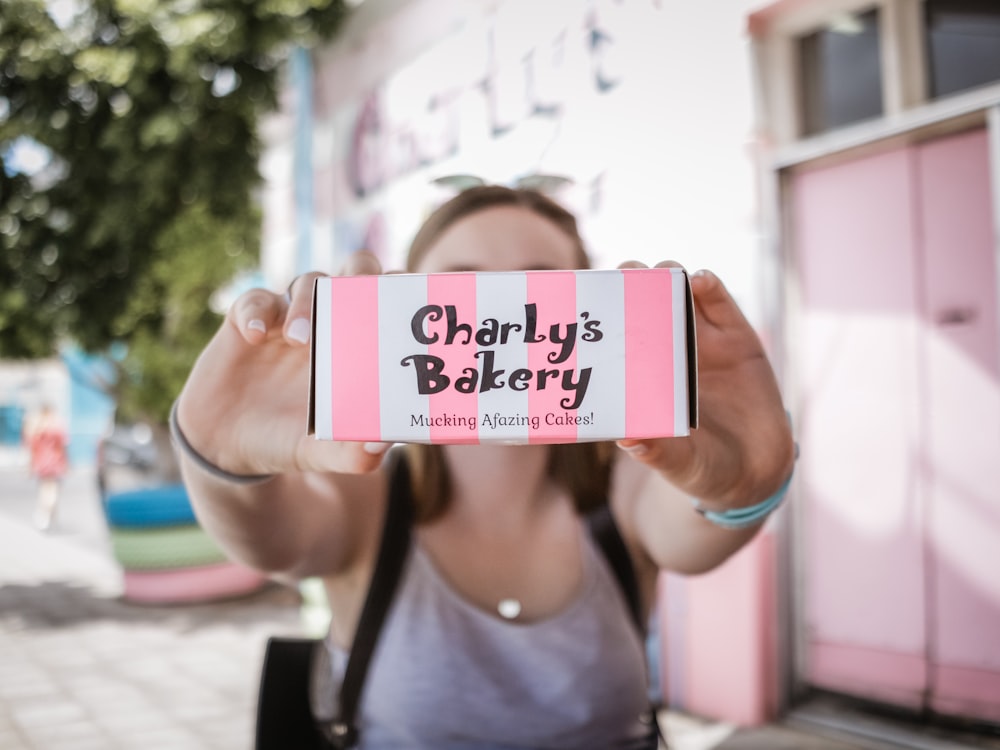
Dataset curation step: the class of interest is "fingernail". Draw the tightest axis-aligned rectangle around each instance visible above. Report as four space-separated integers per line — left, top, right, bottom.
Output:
617 441 648 456
287 318 310 344
248 319 266 334
363 442 391 455
691 269 708 278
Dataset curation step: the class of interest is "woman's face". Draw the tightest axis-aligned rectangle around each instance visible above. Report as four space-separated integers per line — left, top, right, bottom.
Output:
413 206 581 275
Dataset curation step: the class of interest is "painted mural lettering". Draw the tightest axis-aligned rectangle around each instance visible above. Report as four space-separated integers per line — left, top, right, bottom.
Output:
345 0 657 199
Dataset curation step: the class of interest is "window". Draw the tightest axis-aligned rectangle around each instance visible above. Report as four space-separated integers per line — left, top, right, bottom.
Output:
798 8 883 136
926 0 1000 98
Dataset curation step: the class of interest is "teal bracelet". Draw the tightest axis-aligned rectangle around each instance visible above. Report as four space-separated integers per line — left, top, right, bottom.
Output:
693 468 794 530
693 412 797 530
691 434 799 529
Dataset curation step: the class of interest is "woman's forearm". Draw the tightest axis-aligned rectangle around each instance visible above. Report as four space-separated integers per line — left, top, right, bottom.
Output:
177 455 360 580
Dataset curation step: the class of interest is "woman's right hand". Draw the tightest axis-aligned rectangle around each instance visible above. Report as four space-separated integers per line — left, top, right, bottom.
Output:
176 250 391 478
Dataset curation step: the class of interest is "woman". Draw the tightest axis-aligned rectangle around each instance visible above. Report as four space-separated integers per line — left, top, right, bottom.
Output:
24 403 69 531
173 186 795 748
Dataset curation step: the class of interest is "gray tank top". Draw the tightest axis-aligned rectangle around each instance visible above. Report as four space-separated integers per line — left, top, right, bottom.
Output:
319 521 654 749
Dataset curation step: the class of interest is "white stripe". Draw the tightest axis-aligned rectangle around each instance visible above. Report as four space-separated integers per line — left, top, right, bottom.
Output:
672 270 691 436
576 270 626 441
379 275 431 443
476 272 530 444
314 278 334 440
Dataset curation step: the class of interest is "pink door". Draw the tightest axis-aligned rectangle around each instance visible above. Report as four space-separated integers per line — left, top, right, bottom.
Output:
918 130 1000 721
791 127 1000 722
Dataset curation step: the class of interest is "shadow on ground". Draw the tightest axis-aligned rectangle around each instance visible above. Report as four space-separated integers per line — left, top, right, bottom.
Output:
0 579 301 632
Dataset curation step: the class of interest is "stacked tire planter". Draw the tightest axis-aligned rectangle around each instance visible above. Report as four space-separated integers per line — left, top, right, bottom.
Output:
104 483 266 604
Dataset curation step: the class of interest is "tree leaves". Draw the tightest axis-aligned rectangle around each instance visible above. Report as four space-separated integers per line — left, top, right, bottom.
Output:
0 0 347 422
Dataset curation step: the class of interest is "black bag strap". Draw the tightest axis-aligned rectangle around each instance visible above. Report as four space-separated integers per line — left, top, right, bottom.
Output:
256 637 330 750
586 503 669 750
586 502 643 633
319 452 413 749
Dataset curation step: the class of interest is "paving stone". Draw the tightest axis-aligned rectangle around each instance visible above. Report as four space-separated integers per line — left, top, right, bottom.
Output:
199 714 255 747
0 670 57 702
39 738 110 750
8 697 90 730
0 729 30 750
112 727 213 750
96 713 183 740
17 720 109 746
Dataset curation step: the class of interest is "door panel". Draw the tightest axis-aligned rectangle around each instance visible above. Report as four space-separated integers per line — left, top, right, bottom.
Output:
916 129 1000 722
791 127 1000 722
792 147 928 708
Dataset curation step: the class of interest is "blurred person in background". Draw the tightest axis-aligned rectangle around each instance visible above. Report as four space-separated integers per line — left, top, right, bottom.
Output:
173 185 795 749
23 403 69 531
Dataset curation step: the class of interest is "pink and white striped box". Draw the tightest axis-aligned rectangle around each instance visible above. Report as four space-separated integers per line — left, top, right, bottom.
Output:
308 268 697 444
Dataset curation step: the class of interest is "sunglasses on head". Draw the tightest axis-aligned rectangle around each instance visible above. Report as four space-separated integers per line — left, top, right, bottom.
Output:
430 173 574 194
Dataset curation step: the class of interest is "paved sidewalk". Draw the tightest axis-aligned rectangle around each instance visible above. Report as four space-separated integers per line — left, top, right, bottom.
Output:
0 465 303 750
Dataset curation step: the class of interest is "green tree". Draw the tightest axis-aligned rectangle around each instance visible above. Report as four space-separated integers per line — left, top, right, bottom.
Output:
0 0 346 423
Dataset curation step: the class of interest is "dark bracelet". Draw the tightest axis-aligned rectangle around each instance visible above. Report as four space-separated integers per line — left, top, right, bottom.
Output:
169 400 275 485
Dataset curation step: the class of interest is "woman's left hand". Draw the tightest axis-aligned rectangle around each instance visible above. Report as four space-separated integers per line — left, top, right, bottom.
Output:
616 262 795 510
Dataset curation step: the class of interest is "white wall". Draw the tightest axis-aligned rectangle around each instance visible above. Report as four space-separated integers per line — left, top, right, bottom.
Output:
262 0 780 327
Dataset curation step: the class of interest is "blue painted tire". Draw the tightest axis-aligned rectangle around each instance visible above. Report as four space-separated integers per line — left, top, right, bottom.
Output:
104 484 197 529
110 525 227 570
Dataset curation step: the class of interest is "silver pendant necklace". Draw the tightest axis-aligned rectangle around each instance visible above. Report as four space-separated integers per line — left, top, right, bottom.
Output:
497 598 522 620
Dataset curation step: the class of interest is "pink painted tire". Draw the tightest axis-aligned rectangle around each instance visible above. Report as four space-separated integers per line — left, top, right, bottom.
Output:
122 562 267 604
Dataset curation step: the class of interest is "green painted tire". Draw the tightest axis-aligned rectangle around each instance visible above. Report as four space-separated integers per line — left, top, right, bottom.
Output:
110 525 228 571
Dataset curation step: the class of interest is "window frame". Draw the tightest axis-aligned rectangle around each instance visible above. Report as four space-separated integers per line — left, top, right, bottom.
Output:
923 0 1000 100
752 0 929 146
797 6 887 136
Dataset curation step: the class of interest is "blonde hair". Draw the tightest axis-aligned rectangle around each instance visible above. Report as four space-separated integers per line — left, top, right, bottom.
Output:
402 185 614 523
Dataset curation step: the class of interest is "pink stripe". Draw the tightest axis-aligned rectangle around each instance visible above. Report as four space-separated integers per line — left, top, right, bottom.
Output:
329 276 380 441
427 273 479 443
527 272 578 443
624 271 674 438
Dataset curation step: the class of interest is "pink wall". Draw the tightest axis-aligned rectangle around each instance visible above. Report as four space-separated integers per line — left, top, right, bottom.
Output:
660 529 780 725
